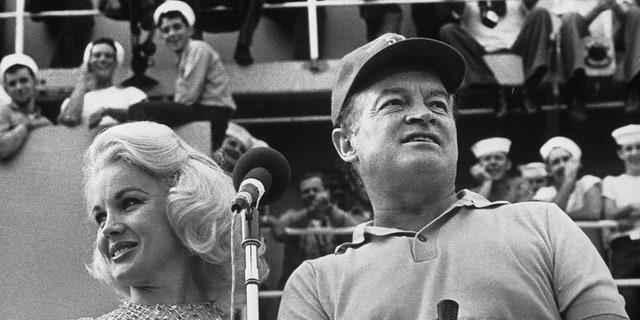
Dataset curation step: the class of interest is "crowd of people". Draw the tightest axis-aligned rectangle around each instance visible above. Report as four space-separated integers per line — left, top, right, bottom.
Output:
1 0 640 319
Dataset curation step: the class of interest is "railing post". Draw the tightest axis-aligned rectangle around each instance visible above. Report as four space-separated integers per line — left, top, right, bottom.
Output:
307 0 321 70
15 0 25 54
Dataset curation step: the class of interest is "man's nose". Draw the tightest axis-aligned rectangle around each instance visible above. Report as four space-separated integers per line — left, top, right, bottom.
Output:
404 105 436 125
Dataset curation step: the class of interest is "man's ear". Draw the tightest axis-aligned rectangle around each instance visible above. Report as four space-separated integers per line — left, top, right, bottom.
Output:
617 149 624 161
332 128 358 162
506 159 512 171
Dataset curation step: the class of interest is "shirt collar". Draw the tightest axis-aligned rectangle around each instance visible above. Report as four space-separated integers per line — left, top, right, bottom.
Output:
8 100 40 115
177 39 193 66
335 190 508 254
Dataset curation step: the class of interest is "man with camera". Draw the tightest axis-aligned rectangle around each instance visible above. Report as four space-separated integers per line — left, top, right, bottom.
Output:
439 0 553 117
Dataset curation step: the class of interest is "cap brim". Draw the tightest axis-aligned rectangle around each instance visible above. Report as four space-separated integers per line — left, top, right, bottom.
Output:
353 38 466 95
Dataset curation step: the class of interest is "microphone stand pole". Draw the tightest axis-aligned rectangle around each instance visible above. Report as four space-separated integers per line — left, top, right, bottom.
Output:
238 205 261 320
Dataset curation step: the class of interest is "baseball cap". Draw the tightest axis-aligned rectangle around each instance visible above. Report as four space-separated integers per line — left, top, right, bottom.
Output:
0 53 38 79
331 33 466 125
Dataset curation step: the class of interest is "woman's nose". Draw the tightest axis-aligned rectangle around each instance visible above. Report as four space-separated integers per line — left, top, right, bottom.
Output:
102 214 124 238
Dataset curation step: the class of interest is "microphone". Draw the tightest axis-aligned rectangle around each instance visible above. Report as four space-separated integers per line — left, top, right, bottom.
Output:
231 147 291 212
437 299 459 320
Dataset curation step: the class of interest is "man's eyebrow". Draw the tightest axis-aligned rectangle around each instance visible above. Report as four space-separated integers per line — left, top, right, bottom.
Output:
427 88 450 99
379 87 408 95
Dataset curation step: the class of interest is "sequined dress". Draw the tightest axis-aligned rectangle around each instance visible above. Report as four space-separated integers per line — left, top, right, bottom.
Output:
78 301 228 320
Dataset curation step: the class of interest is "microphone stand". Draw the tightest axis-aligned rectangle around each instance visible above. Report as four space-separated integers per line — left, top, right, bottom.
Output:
237 204 261 320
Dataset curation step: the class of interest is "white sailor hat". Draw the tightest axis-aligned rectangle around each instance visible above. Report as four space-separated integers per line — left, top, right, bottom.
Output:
83 38 126 68
471 137 512 159
226 122 253 149
519 162 548 179
539 136 582 161
612 124 640 146
0 53 38 79
226 122 270 150
153 0 196 27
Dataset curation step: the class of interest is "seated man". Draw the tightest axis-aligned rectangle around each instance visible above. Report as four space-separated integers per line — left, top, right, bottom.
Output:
603 124 640 319
558 0 640 116
262 172 359 290
518 161 549 193
126 1 237 150
470 137 533 202
0 54 51 160
534 136 602 220
57 38 147 131
439 0 553 116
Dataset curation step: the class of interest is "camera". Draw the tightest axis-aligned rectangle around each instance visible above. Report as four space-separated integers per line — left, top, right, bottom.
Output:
478 0 507 28
585 37 612 68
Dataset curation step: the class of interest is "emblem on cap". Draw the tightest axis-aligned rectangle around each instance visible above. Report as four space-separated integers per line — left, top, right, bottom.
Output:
385 34 405 45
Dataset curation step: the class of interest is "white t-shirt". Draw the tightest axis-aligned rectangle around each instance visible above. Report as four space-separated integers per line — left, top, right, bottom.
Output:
602 173 640 208
602 173 640 237
61 86 147 127
534 175 601 217
461 0 530 52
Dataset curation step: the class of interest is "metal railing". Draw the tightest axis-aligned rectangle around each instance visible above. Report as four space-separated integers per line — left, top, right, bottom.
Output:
0 0 465 57
1 0 627 125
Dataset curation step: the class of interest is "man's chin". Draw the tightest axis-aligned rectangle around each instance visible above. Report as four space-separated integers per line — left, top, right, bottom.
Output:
13 97 32 106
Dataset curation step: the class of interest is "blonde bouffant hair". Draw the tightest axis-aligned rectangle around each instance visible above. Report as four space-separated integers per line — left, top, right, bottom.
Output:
83 121 267 310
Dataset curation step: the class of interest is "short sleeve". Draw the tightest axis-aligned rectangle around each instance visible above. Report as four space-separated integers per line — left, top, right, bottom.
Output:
601 176 616 200
533 186 556 202
578 175 601 192
547 205 628 319
124 87 147 106
278 262 330 320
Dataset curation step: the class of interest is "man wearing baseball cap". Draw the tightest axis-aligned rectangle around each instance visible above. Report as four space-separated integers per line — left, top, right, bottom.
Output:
603 124 640 319
278 33 626 319
0 53 51 160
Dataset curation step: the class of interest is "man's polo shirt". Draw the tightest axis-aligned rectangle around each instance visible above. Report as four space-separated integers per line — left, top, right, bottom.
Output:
279 190 627 320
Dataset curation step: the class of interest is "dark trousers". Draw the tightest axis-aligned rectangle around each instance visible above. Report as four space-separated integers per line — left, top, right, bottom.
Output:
129 102 231 150
190 0 264 48
412 3 464 40
264 1 327 60
439 8 552 88
560 8 640 85
359 4 402 42
610 236 640 320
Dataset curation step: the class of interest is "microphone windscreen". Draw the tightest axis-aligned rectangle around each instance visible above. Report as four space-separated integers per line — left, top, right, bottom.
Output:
232 147 291 205
243 167 273 194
